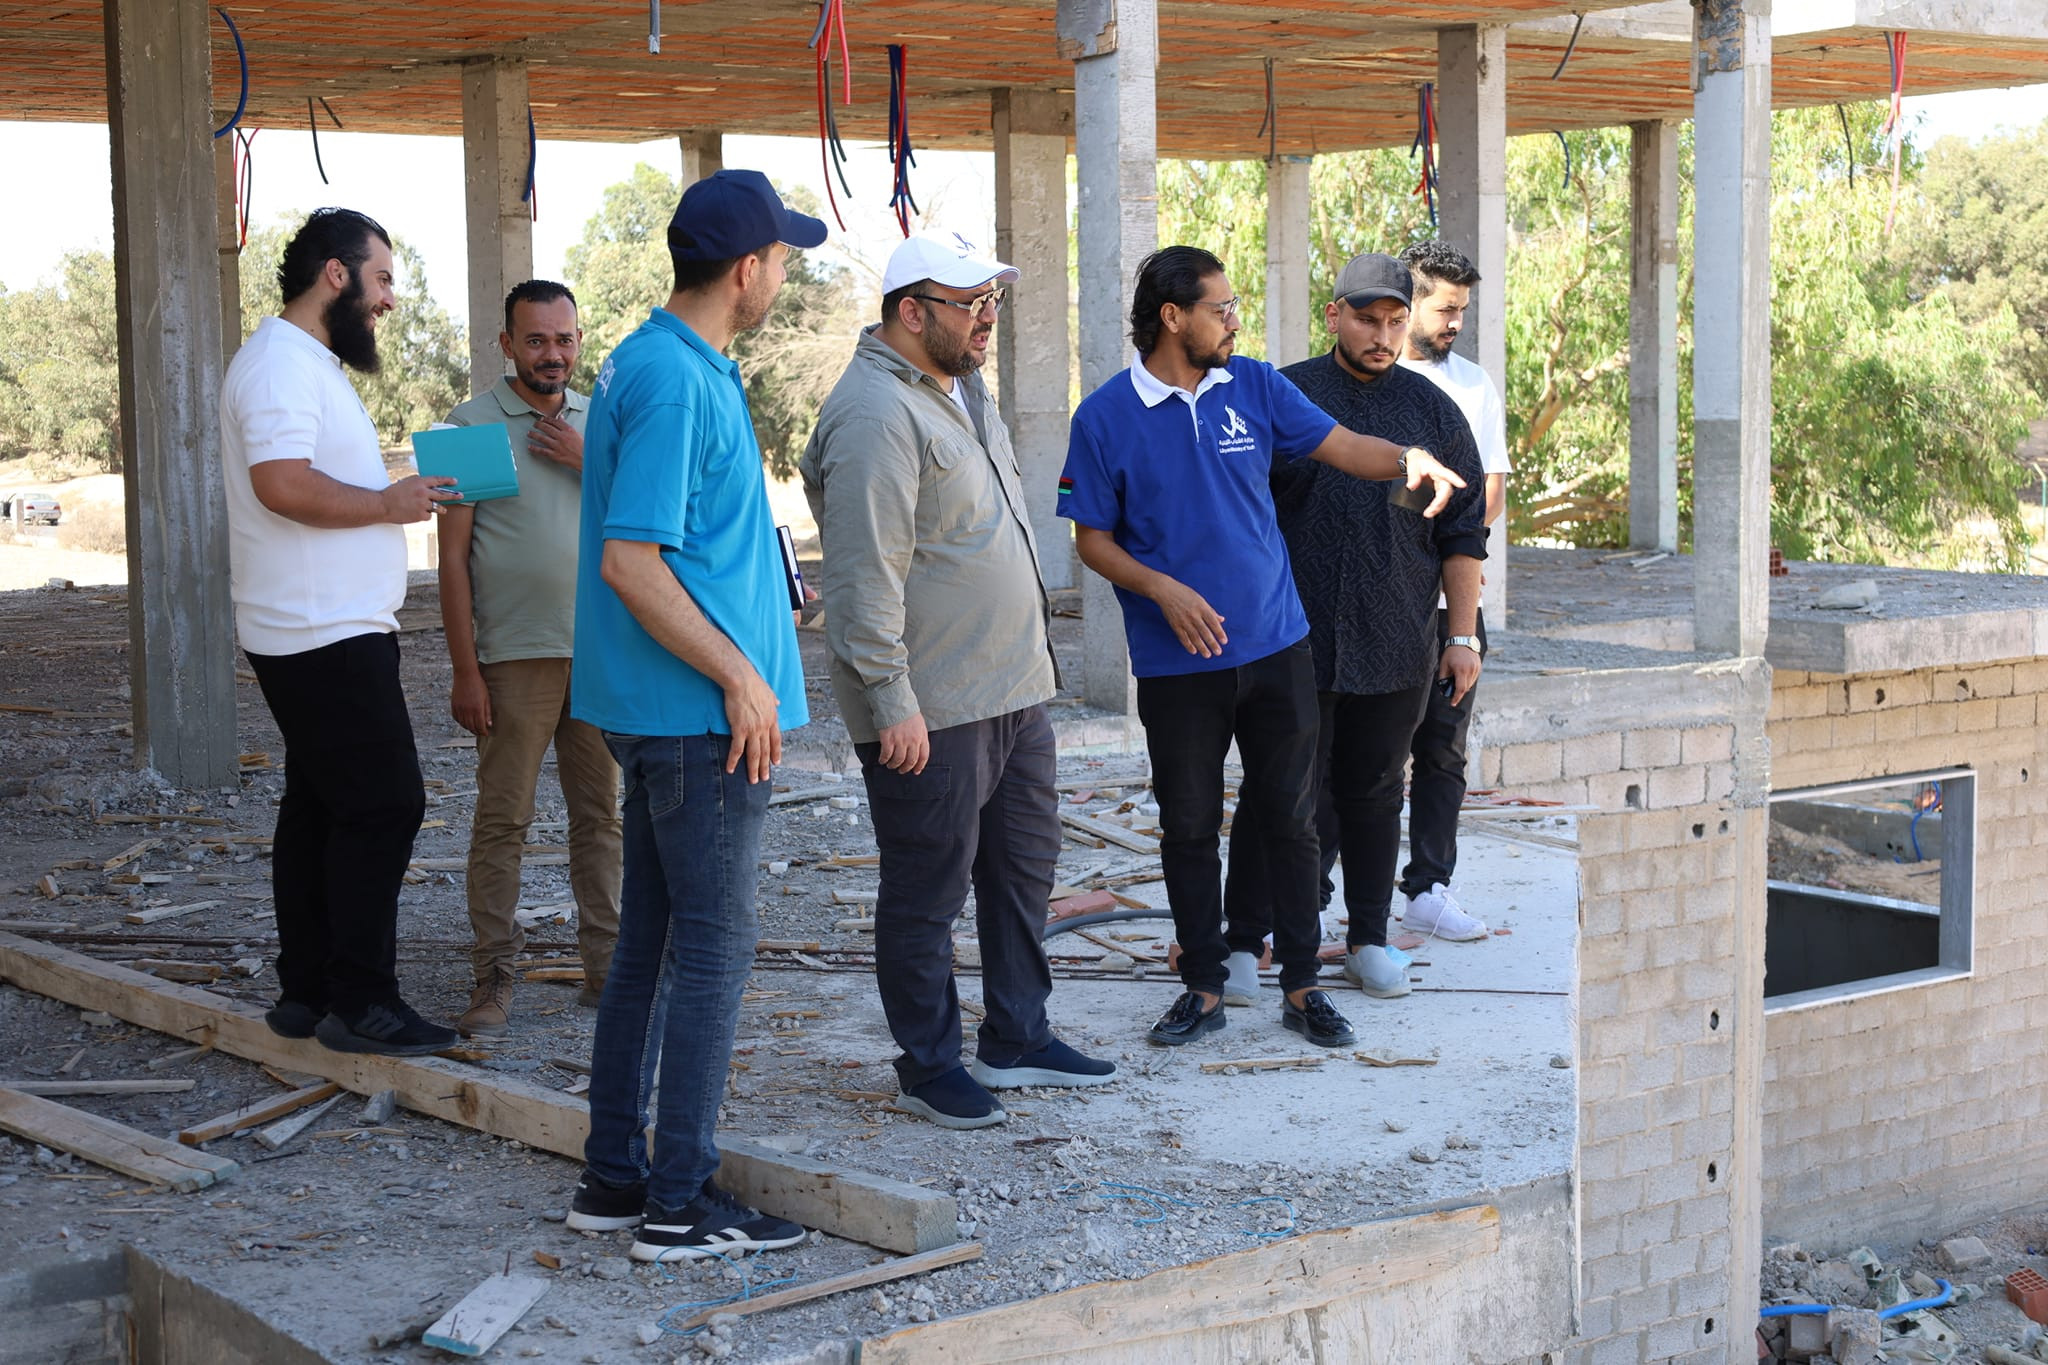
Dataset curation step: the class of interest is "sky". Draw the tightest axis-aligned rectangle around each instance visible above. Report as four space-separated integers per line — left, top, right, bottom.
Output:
3 82 2046 314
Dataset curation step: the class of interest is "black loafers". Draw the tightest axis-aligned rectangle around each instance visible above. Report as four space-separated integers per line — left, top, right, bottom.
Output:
1148 990 1226 1046
1282 989 1357 1048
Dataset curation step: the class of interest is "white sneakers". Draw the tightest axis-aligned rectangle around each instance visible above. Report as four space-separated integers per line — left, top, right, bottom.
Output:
1404 882 1490 942
1221 951 1262 1006
1343 944 1411 998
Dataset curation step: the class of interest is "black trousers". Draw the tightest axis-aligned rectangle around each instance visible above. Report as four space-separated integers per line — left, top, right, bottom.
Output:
1399 608 1486 899
1138 641 1323 994
1229 681 1432 954
859 705 1060 1090
246 631 427 1015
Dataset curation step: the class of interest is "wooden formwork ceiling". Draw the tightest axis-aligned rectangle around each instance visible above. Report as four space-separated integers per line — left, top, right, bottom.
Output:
5 1 2045 158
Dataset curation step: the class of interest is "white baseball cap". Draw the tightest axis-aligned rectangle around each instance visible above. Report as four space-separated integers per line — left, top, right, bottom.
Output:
881 231 1019 295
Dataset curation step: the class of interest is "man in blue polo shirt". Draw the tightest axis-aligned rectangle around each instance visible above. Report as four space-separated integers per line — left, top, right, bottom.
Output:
563 169 821 1264
1058 244 1465 1050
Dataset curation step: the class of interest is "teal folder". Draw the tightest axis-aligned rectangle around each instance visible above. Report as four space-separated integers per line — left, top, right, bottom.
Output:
411 423 521 502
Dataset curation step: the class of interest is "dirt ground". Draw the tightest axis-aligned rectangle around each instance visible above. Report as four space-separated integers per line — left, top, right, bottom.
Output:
0 566 1576 1362
1767 822 1943 906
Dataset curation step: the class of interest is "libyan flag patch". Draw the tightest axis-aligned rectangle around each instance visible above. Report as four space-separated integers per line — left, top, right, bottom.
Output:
1057 476 1074 496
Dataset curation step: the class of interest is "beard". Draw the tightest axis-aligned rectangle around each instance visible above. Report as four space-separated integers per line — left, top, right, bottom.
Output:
921 319 991 377
732 268 778 334
323 270 381 374
515 359 569 395
1186 332 1234 373
1411 324 1457 362
1337 336 1398 378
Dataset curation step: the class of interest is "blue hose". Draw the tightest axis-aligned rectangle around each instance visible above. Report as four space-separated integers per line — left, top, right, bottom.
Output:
1759 1278 1952 1320
212 8 248 140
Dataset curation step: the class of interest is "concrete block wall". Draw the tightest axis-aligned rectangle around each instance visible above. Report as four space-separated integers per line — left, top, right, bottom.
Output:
1759 659 2048 1249
1475 660 1770 1365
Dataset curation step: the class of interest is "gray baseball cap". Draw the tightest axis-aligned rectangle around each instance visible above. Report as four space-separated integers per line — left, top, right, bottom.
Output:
1332 253 1412 307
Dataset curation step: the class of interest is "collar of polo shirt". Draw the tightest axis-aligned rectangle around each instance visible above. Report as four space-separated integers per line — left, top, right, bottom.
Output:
1128 349 1233 436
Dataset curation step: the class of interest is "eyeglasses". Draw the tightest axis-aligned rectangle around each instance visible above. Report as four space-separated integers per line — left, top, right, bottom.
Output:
911 287 1006 318
1187 296 1242 320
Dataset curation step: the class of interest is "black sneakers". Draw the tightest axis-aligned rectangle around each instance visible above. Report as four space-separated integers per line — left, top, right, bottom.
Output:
969 1038 1118 1089
896 1065 1008 1130
313 1000 459 1056
1282 989 1357 1048
630 1181 807 1263
264 999 322 1040
1148 990 1226 1046
566 1169 647 1232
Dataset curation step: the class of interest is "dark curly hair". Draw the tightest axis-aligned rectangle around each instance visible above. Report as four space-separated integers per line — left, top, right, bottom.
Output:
1129 245 1226 355
276 208 391 305
1398 240 1481 302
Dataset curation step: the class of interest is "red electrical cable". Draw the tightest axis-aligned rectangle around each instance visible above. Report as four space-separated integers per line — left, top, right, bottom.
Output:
1881 31 1907 236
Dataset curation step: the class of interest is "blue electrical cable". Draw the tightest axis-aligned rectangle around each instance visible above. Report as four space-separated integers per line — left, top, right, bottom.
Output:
212 8 247 140
1908 781 1941 862
522 106 536 208
1759 1278 1953 1320
1552 130 1573 190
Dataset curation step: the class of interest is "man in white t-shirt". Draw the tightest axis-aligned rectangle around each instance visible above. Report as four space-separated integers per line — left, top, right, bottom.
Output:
1393 241 1512 942
219 208 461 1056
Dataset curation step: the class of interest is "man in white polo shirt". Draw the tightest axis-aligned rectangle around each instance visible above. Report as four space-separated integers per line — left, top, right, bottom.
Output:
1394 240 1513 941
219 208 462 1056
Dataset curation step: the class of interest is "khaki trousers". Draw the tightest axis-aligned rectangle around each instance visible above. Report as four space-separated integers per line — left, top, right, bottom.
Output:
466 657 622 984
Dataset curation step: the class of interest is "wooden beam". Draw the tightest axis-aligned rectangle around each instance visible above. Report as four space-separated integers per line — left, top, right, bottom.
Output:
672 1241 984 1333
0 1086 239 1193
4 1079 195 1096
178 1081 341 1146
858 1203 1499 1363
1058 810 1160 854
0 932 953 1253
421 1273 549 1357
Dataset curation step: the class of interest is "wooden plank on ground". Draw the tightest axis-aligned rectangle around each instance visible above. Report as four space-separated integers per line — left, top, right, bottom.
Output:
124 901 224 925
1057 810 1160 855
4 1079 194 1096
255 1093 341 1150
178 1082 341 1146
857 1203 1498 1364
420 1273 548 1357
0 1086 239 1193
672 1241 983 1333
0 933 953 1253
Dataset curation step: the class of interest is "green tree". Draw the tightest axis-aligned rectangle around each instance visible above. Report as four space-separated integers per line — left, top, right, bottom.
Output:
0 250 124 470
236 220 469 444
564 163 865 478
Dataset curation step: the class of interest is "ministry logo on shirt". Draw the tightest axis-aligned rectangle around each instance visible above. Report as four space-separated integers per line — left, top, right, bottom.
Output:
1216 403 1258 456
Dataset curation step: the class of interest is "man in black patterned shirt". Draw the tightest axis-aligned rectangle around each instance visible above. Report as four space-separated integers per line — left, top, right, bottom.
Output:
1223 253 1487 1005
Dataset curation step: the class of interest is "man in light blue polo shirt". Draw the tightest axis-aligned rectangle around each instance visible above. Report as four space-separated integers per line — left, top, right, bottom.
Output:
563 169 822 1265
1058 245 1465 1052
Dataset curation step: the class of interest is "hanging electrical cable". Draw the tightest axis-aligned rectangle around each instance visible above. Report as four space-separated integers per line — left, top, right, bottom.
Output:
1255 56 1277 162
649 0 661 55
1551 129 1572 190
1836 102 1856 187
233 127 257 250
523 106 538 221
307 97 343 185
212 8 248 139
1550 11 1585 81
809 0 853 231
886 44 918 237
1410 83 1439 227
1880 30 1907 235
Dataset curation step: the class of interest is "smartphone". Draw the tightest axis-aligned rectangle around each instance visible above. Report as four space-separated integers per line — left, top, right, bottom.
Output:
1435 674 1457 699
777 525 805 612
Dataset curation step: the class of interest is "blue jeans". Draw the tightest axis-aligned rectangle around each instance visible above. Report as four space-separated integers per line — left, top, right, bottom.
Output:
583 732 768 1211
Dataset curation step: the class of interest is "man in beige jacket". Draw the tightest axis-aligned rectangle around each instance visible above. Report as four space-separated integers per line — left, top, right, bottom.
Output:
801 233 1116 1130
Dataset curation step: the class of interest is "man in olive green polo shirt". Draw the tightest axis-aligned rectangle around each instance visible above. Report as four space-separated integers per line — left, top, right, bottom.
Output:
439 280 622 1037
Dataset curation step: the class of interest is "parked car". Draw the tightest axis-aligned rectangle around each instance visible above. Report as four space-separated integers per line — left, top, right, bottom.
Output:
1 491 61 526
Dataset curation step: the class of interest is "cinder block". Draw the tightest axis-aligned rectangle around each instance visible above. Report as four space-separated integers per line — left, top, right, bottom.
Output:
1770 684 1827 720
1623 728 1683 770
1830 712 1877 747
1678 724 1736 765
1826 1307 1882 1365
1647 763 1708 809
1563 730 1625 779
1500 739 1564 786
1938 1235 1992 1271
1959 697 2000 733
2012 659 2048 695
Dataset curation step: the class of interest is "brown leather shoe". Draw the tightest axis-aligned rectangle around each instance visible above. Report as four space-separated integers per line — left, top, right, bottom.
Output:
576 975 606 1009
458 973 514 1038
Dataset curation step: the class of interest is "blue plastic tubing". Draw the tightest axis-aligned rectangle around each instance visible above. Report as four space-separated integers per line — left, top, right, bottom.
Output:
1759 1278 1953 1320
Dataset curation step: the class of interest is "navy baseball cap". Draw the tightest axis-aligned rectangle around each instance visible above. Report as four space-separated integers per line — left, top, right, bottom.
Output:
668 169 828 261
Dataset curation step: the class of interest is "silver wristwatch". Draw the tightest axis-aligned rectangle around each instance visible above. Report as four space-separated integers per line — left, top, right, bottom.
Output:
1446 634 1484 658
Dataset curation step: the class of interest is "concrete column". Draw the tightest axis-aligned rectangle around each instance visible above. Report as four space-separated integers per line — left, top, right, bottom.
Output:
679 130 723 186
105 0 238 786
1628 120 1680 553
214 124 242 363
994 89 1076 591
461 58 534 396
1436 25 1508 622
1691 0 1772 658
1061 0 1158 714
1264 155 1312 368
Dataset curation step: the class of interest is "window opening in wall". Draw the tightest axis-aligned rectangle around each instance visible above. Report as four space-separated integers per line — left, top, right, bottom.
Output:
1765 768 1975 1009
